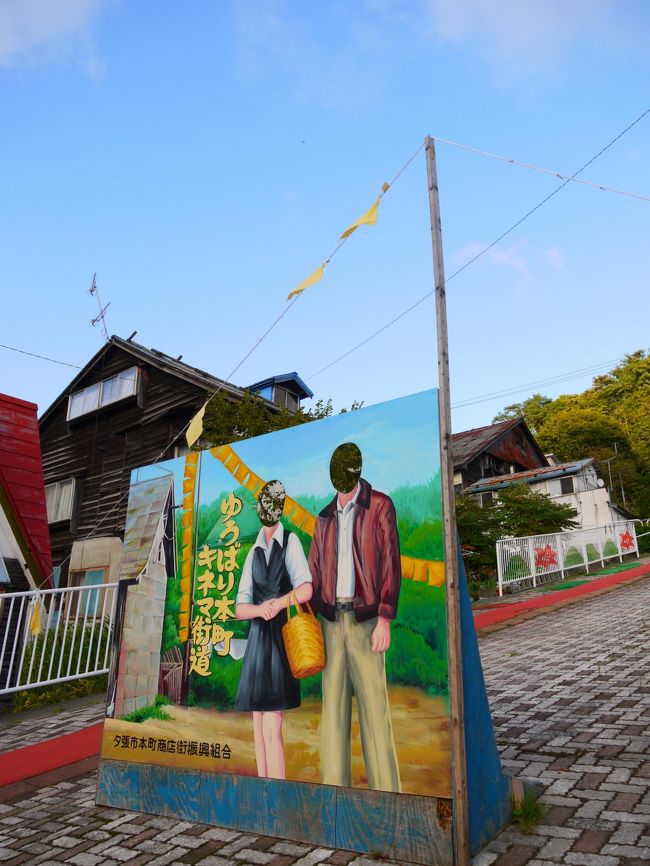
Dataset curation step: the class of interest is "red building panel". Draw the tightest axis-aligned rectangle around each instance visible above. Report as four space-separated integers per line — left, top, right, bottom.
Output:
0 393 52 586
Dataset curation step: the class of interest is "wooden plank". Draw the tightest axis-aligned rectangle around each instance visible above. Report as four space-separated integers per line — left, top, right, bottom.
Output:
97 761 453 863
335 787 453 865
97 760 338 848
425 135 470 866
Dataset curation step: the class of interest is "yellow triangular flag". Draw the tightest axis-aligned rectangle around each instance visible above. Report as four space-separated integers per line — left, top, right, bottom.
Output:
287 263 326 300
340 194 383 239
186 402 207 447
29 598 43 637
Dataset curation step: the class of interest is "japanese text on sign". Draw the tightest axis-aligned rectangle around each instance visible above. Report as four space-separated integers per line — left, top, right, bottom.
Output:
190 492 242 676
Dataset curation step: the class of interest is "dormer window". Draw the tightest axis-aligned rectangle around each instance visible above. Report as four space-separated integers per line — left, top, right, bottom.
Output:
67 367 139 420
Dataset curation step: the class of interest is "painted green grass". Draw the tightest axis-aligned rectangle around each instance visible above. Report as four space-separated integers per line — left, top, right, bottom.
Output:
121 695 172 723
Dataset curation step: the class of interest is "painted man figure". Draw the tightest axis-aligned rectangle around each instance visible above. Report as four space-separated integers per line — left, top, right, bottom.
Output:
309 442 401 792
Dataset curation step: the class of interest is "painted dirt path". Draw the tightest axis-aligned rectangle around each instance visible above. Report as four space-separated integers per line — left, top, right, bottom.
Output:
0 575 648 864
100 687 452 798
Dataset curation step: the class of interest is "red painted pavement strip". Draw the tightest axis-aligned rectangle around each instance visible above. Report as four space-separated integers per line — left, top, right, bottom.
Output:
474 561 650 631
1 564 648 788
0 722 103 786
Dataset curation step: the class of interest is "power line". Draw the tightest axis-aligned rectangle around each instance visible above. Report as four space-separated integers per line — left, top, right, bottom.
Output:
40 143 429 583
307 107 650 381
451 357 623 409
0 342 81 369
433 135 650 204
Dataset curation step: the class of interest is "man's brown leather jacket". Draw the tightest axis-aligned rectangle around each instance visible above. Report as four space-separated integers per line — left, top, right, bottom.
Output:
308 478 401 623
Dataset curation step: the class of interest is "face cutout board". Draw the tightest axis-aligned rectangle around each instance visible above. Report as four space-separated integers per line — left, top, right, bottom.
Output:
97 389 510 863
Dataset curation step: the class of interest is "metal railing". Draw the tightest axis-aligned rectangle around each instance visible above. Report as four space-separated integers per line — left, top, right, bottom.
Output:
0 582 118 696
496 521 639 596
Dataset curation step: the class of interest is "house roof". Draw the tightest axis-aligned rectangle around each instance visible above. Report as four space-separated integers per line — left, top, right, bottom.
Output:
451 417 526 468
465 458 595 494
120 474 173 582
247 373 314 400
0 393 52 586
39 335 270 426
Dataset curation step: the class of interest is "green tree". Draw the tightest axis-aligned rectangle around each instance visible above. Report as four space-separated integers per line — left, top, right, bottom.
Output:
492 393 555 434
494 351 650 516
201 390 361 448
492 483 578 538
456 484 578 579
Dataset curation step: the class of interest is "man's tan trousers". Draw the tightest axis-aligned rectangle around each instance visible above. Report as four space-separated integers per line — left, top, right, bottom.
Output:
321 612 401 792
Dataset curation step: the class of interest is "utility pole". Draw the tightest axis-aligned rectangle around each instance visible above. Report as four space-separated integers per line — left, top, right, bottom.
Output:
425 136 469 866
89 273 111 341
601 457 615 494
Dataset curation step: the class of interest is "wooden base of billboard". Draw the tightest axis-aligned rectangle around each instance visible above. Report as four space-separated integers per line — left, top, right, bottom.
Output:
96 761 454 865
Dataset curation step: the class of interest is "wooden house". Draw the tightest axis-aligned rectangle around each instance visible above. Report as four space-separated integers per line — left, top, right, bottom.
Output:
451 417 547 498
38 335 312 592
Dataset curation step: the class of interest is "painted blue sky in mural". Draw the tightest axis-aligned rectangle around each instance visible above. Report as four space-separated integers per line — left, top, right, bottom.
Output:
133 389 440 506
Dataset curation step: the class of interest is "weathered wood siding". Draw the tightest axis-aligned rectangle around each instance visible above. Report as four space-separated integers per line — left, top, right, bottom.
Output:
40 345 206 580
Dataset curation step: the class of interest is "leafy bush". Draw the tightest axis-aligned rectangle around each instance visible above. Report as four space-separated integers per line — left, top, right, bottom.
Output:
386 626 448 694
586 543 601 562
13 617 112 712
121 695 172 723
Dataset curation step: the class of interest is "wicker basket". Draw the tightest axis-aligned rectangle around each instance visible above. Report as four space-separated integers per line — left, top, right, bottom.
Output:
282 592 325 679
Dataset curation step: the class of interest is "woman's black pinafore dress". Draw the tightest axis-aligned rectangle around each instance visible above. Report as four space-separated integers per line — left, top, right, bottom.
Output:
235 532 300 712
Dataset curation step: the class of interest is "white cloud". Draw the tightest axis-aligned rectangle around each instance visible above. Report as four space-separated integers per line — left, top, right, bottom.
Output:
230 0 398 110
421 0 649 84
452 239 564 288
0 0 107 72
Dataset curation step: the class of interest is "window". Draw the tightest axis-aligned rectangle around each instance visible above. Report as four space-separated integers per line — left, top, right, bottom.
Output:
45 478 76 523
0 558 10 585
560 477 574 495
481 492 494 506
273 386 298 413
69 568 105 616
67 366 139 420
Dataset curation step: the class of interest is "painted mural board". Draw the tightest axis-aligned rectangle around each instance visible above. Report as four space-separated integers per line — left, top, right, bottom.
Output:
101 389 451 799
97 388 513 862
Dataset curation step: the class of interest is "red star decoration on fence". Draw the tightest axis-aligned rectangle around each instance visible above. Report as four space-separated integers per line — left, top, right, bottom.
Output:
535 544 558 568
620 530 634 551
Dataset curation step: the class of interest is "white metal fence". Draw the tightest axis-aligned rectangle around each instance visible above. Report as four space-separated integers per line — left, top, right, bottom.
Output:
496 521 639 596
0 582 118 697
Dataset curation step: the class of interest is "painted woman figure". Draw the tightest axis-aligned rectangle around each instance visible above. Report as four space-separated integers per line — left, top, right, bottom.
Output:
235 480 313 779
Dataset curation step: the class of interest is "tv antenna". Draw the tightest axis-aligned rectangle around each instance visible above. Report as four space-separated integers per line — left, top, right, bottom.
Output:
89 273 111 341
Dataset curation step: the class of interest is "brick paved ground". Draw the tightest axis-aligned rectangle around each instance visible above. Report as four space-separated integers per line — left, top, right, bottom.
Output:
0 698 106 754
477 577 650 866
0 578 648 865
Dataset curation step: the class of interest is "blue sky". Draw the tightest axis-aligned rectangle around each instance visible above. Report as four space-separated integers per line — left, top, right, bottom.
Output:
1 1 649 433
136 389 440 506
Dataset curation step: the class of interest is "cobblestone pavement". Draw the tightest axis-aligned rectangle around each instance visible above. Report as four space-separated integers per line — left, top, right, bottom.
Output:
477 577 650 866
0 698 106 754
0 578 648 865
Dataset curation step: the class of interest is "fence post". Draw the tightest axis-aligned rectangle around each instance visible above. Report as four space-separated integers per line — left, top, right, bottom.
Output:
581 537 590 573
496 541 503 597
617 529 623 563
556 533 565 581
528 538 537 588
598 533 605 568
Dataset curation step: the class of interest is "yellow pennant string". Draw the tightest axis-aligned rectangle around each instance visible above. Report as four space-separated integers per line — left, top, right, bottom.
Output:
287 263 326 300
340 185 388 239
186 402 207 447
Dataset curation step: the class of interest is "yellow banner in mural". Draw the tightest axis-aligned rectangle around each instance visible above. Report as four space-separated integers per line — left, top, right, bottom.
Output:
210 443 442 586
